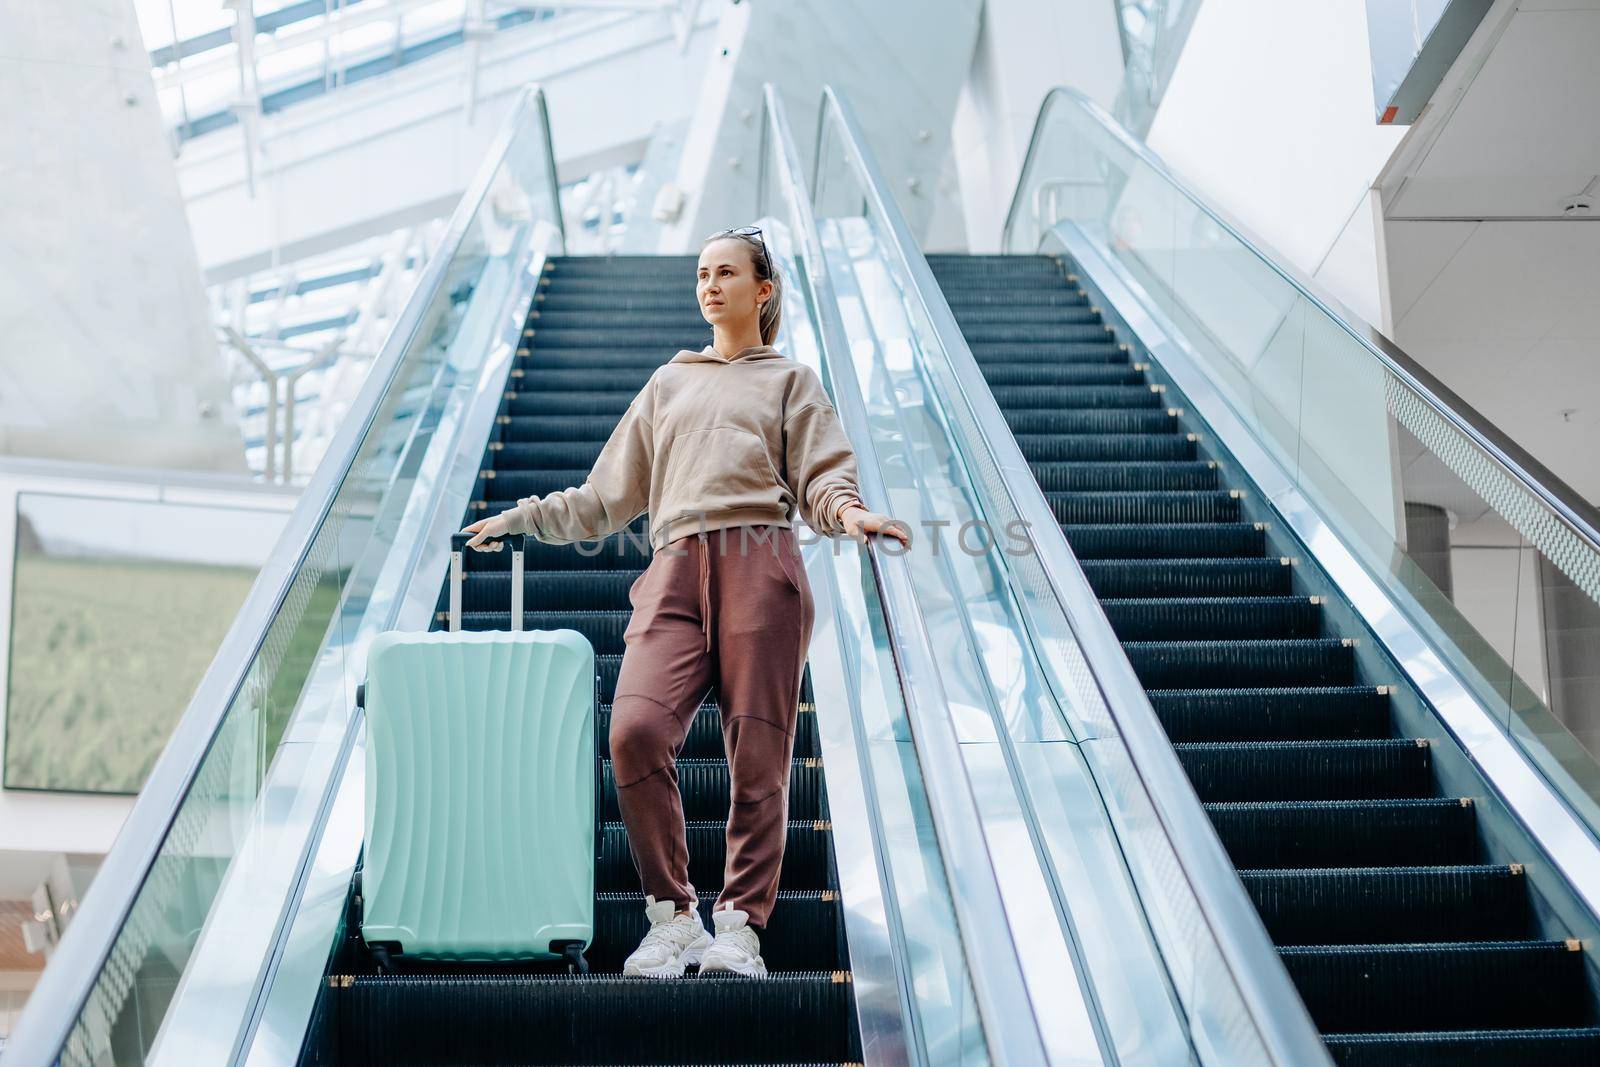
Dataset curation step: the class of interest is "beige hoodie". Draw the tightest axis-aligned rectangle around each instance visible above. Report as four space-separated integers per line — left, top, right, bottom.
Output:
495 343 867 552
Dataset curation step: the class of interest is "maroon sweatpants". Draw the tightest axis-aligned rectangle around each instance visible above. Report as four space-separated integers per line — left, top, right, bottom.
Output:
609 523 815 930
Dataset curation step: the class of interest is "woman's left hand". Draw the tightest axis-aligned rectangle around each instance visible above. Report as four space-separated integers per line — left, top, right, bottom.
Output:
841 505 912 548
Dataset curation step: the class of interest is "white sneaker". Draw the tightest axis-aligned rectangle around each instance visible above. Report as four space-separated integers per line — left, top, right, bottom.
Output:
698 908 768 977
622 897 713 978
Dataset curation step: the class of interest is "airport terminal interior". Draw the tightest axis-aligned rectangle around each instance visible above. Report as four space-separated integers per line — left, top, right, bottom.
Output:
3 0 1600 1063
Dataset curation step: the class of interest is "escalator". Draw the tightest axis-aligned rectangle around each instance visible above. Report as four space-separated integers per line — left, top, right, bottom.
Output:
11 85 1035 1067
925 251 1600 1064
299 255 858 1066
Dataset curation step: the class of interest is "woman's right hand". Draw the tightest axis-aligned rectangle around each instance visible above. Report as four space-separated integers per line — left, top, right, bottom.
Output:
461 514 512 551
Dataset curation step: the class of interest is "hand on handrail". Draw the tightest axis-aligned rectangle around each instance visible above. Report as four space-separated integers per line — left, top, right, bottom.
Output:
841 504 911 548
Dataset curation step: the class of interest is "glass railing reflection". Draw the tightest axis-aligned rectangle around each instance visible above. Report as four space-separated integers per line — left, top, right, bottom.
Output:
1004 86 1600 840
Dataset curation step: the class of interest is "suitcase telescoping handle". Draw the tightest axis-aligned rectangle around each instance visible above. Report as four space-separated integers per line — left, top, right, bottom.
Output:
449 530 527 633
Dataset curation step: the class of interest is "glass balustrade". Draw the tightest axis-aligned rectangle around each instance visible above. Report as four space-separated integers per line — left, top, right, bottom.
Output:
1005 87 1600 847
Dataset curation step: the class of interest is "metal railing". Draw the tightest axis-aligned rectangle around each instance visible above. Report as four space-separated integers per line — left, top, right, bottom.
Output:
758 81 1049 1067
820 85 1330 1065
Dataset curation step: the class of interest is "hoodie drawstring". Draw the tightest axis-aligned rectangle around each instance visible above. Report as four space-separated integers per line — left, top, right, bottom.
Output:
698 531 711 653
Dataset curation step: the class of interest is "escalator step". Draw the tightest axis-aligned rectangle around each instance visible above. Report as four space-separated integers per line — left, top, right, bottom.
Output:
1081 558 1287 598
928 253 1060 268
513 349 673 370
496 414 640 443
1050 490 1242 526
489 440 611 469
1322 1028 1600 1067
500 394 641 417
922 275 1073 293
528 312 709 332
937 253 1600 1051
1004 409 1177 435
966 323 1119 343
1015 433 1196 462
1204 799 1479 869
949 292 1092 311
533 294 700 312
971 361 1140 385
600 758 824 822
539 278 698 295
591 892 843 972
1063 523 1264 559
1239 865 1531 945
1030 461 1218 492
1175 739 1433 801
968 340 1126 362
1124 638 1354 688
510 369 657 397
524 328 712 349
993 384 1162 409
599 821 833 892
1280 940 1591 1033
598 703 820 760
477 468 595 498
1102 597 1323 641
1148 687 1392 743
949 305 1104 326
337 972 855 1064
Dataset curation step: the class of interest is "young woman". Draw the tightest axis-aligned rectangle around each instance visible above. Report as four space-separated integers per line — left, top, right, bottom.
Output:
461 226 910 979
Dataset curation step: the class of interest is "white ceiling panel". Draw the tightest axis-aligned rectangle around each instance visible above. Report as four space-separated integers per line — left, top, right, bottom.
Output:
1388 220 1600 502
1387 6 1600 217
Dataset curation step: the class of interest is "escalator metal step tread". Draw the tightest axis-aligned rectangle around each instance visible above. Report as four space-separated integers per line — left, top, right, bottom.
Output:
336 973 856 1065
1238 865 1530 944
1204 798 1479 869
1082 557 1290 598
1016 433 1197 462
1103 596 1324 640
945 305 1105 325
968 339 1126 360
1172 739 1433 802
1048 490 1242 526
1321 1028 1600 1067
1148 686 1391 742
1004 408 1178 435
1028 460 1219 491
1279 940 1591 1033
1062 522 1264 559
936 253 1598 1052
330 257 856 1066
992 383 1164 407
590 892 843 972
1124 637 1355 688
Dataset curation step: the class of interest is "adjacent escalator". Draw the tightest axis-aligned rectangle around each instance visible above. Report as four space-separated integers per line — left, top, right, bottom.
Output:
299 254 859 1066
926 251 1600 1065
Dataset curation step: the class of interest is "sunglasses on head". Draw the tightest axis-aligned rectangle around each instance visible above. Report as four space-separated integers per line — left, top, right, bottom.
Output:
706 225 772 279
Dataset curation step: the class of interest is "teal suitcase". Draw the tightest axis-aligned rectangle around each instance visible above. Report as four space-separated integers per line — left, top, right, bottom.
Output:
359 533 596 968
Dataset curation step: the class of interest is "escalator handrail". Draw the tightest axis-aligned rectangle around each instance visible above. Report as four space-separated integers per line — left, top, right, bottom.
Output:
765 83 1050 1067
3 83 565 1066
1002 85 1600 557
815 86 1332 1066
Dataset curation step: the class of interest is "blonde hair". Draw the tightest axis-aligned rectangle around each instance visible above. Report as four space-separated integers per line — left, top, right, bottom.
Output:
701 229 783 345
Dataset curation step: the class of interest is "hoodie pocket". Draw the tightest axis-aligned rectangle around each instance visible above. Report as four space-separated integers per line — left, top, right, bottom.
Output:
660 425 783 522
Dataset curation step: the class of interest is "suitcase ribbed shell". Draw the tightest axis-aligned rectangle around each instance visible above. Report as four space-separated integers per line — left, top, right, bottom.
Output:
362 628 595 959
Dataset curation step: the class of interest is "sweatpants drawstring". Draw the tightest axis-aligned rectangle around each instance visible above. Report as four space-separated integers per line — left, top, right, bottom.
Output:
697 531 711 652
